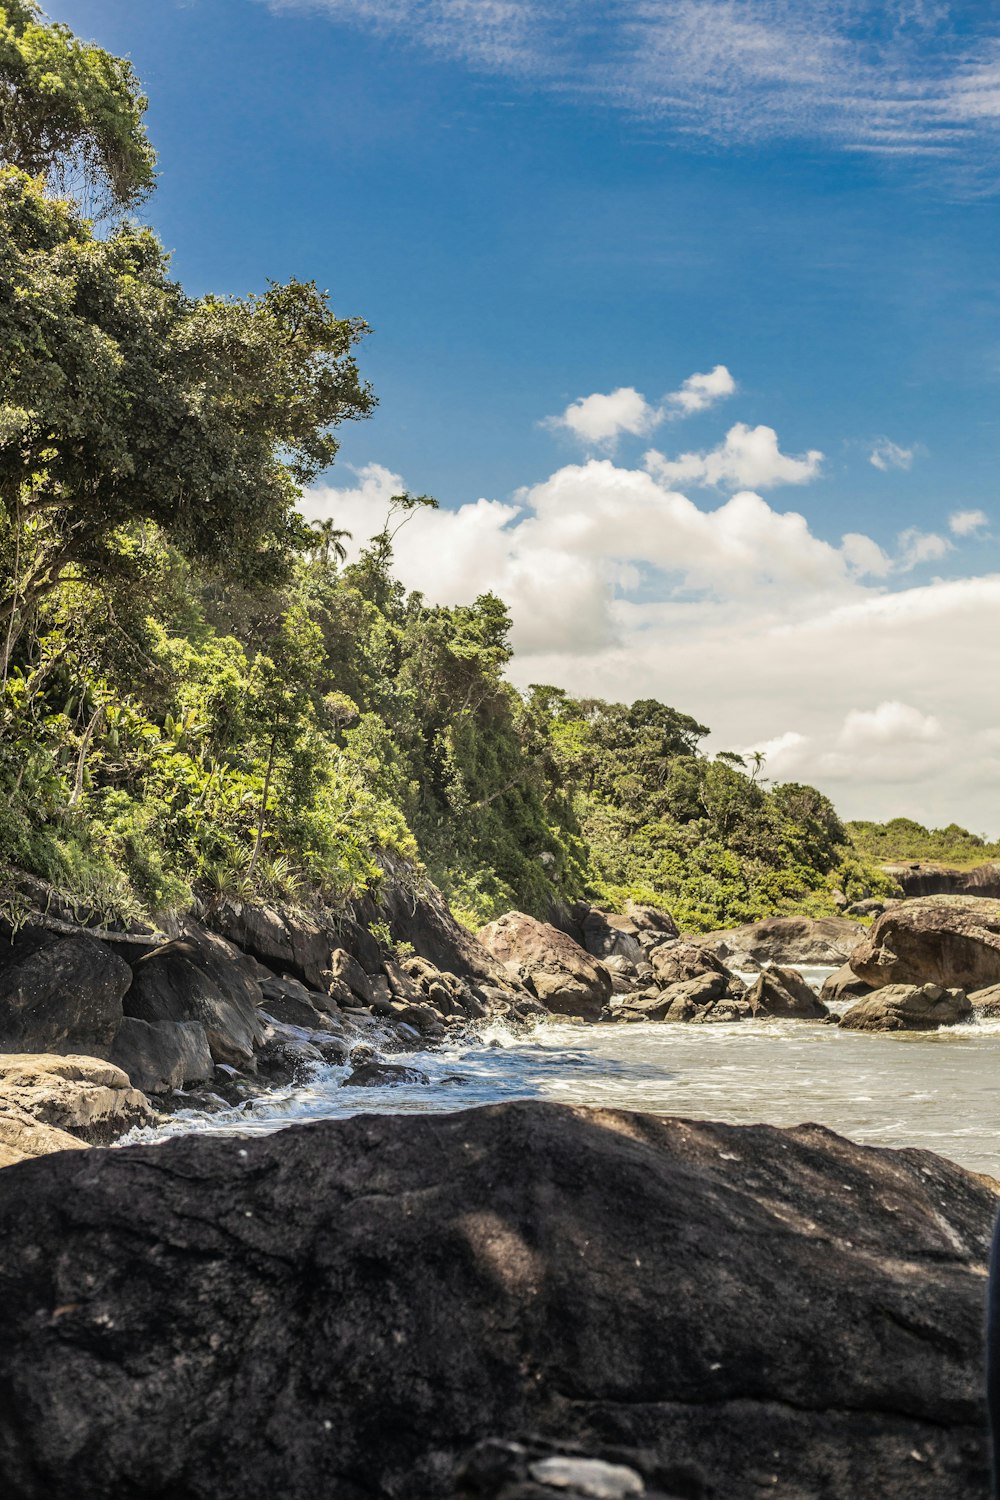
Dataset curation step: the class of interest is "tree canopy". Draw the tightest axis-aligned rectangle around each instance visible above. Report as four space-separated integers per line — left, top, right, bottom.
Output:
0 1 155 211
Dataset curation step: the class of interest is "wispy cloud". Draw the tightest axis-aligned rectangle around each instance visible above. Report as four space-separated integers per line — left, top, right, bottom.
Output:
950 507 989 535
262 1 1000 169
870 437 916 470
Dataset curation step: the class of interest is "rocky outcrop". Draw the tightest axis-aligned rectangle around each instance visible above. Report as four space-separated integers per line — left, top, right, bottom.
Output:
477 913 612 1021
840 983 972 1033
849 896 1000 992
882 862 1000 900
0 1053 153 1165
0 1101 993 1499
744 965 829 1019
108 1017 214 1094
0 932 131 1052
692 915 865 969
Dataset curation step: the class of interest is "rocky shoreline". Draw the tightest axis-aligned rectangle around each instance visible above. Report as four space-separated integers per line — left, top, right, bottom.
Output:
3 871 1000 1166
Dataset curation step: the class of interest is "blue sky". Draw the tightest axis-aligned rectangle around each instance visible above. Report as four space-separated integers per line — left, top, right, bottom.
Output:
54 1 1000 830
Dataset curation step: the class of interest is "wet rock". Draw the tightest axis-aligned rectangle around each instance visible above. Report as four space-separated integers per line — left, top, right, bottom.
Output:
108 1017 214 1094
342 1060 430 1087
477 913 612 1022
849 896 1000 992
694 915 865 969
970 984 1000 1019
614 973 729 1023
820 964 874 1004
0 933 131 1052
840 983 973 1032
126 939 264 1069
0 1053 153 1155
0 1100 993 1499
455 1439 667 1499
744 966 829 1020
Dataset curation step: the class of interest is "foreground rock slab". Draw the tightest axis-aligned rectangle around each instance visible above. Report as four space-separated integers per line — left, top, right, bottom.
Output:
0 1100 994 1500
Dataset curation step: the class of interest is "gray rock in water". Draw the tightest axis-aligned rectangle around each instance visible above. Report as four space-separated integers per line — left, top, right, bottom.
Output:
342 1060 430 1087
745 966 829 1020
0 1100 993 1499
693 915 865 969
839 983 972 1032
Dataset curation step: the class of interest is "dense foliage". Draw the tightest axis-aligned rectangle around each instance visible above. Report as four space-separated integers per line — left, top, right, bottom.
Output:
848 818 1000 869
0 6 895 934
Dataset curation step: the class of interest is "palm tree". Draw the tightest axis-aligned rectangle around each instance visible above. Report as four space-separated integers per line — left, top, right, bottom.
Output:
308 519 352 565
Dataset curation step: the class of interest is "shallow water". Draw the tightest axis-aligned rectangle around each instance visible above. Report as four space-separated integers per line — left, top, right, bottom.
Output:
126 965 1000 1176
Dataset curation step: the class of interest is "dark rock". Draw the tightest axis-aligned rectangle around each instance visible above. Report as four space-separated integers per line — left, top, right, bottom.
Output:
0 934 130 1052
840 983 973 1032
616 973 729 1022
0 1101 994 1499
477 913 612 1022
126 939 264 1069
108 1017 213 1094
624 901 680 941
820 964 874 1004
744 966 829 1020
342 1060 429 1087
693 916 865 969
209 900 333 989
850 896 1000 992
354 858 512 986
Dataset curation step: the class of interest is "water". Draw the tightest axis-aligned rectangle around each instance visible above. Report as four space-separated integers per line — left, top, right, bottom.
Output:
126 965 1000 1177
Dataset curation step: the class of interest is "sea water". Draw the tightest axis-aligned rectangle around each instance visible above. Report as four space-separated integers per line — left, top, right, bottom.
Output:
125 966 1000 1176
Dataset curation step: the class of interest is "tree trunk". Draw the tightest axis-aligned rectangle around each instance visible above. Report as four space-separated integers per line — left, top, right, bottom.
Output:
248 732 278 879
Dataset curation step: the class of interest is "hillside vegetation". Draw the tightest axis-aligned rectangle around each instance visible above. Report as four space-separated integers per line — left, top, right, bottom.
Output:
848 819 1000 870
0 4 895 934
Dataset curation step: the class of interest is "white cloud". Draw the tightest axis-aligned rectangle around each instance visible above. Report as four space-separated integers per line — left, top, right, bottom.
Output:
546 387 660 448
546 365 735 449
644 422 823 490
263 1 1000 172
304 459 1000 830
950 508 989 536
897 527 952 569
665 364 737 416
870 438 915 471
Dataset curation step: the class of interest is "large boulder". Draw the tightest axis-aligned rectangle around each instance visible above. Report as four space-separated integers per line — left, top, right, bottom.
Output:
693 915 865 969
0 1053 152 1164
108 1017 214 1094
0 1101 993 1499
125 937 265 1068
579 910 645 965
0 933 131 1052
744 965 829 1019
850 896 1000 992
477 913 611 1021
840 983 973 1033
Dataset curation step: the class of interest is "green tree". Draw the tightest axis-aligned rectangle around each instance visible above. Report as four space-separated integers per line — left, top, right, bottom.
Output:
0 1 155 211
0 170 375 670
